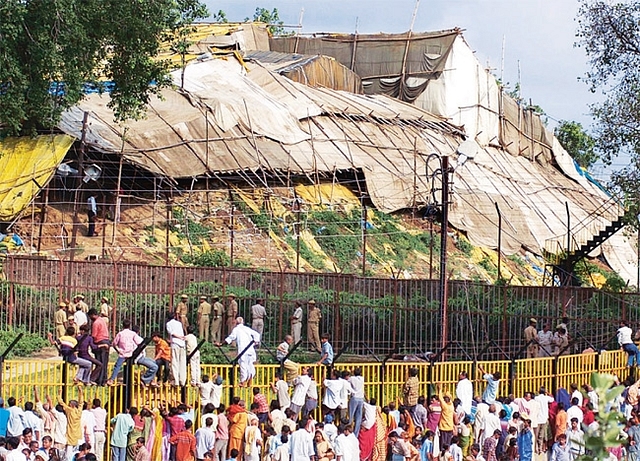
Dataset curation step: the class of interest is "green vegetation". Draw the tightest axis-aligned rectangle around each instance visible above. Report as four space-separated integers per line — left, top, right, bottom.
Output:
554 120 598 169
455 237 473 256
0 0 208 136
0 327 49 358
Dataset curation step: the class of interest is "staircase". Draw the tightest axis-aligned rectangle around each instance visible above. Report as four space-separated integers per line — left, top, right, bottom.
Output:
543 197 626 286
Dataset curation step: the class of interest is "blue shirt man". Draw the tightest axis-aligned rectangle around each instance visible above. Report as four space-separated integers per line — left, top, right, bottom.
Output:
318 334 334 366
478 365 501 404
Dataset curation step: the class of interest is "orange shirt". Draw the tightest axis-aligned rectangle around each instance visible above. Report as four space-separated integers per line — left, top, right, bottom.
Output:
155 339 171 361
170 430 196 461
91 317 109 342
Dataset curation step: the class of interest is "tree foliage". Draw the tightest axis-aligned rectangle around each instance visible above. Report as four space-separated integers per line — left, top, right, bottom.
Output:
576 1 640 212
0 0 207 136
554 120 598 169
248 7 288 36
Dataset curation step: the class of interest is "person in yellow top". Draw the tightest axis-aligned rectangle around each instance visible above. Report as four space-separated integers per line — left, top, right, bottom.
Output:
197 296 212 342
58 386 83 457
437 385 456 448
176 295 189 330
307 300 322 352
54 302 68 338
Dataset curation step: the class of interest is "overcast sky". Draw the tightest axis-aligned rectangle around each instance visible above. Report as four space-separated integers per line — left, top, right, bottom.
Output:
205 0 616 175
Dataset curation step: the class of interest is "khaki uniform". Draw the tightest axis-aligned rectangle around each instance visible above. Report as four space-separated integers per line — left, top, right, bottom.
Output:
55 308 67 337
77 300 89 313
524 325 538 358
176 300 189 330
307 306 322 351
100 302 112 327
211 301 224 343
291 306 303 344
226 299 238 336
198 301 212 341
251 303 267 336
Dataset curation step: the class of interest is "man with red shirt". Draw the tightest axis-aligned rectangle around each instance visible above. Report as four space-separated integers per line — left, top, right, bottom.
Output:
252 388 269 424
170 419 196 461
88 309 110 386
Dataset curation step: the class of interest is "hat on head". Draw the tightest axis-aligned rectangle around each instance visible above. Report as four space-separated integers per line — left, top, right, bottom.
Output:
529 318 537 324
181 294 188 299
308 299 316 305
520 413 531 421
76 294 84 299
200 296 207 300
58 302 66 308
101 297 108 302
556 324 563 329
228 293 236 298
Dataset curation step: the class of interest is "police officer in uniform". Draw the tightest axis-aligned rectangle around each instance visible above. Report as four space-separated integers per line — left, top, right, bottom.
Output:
198 295 212 342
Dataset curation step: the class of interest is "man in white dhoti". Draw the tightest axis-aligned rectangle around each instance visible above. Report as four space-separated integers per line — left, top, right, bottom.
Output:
218 317 260 387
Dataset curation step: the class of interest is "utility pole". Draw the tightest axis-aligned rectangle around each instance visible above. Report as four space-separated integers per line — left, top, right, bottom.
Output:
362 204 367 276
495 202 502 282
439 156 450 351
230 206 235 267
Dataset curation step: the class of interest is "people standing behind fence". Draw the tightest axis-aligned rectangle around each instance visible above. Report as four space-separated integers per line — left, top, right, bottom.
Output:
317 334 333 368
552 326 569 356
523 319 538 359
176 295 190 332
55 303 68 338
250 299 267 337
211 296 224 344
537 323 553 357
198 296 212 343
99 298 112 327
290 302 303 346
307 301 322 353
167 312 188 388
225 294 239 338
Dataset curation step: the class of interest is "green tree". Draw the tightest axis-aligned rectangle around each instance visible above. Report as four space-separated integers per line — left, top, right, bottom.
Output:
248 7 287 36
554 120 598 169
576 1 640 212
0 0 207 136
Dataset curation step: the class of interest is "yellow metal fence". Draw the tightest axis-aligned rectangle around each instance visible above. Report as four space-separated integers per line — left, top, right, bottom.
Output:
0 350 629 458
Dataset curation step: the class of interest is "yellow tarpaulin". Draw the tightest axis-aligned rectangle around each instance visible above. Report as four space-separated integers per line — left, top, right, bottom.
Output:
0 135 75 221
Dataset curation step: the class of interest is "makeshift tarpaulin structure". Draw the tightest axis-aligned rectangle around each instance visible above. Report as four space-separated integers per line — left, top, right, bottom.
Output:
56 29 635 281
0 135 75 221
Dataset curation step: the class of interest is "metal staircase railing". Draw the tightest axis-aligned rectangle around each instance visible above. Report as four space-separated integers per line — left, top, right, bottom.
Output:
543 196 626 267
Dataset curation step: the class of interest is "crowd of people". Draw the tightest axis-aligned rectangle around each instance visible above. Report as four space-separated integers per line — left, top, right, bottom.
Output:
47 295 333 389
19 295 640 461
3 362 640 461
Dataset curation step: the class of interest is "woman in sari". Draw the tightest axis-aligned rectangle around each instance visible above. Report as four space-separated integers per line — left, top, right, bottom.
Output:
372 406 388 461
315 430 335 461
458 416 472 457
358 399 377 461
127 408 146 461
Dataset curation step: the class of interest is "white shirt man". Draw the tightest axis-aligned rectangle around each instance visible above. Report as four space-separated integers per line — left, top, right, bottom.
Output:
537 326 554 357
195 419 216 460
456 372 473 415
291 374 312 411
81 408 96 448
224 317 260 385
566 404 584 428
74 309 88 328
323 375 344 412
534 390 554 427
6 402 25 437
334 427 360 461
166 316 187 386
482 405 501 446
289 424 314 461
